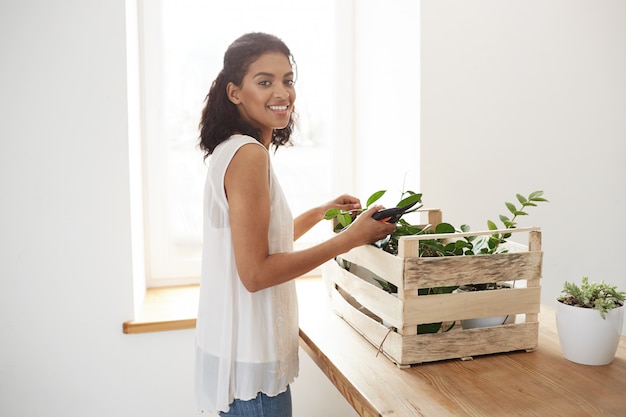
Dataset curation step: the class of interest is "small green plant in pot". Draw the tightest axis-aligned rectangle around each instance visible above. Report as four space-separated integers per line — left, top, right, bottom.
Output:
556 277 625 365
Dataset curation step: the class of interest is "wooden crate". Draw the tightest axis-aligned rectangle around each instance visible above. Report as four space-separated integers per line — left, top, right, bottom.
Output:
323 209 543 367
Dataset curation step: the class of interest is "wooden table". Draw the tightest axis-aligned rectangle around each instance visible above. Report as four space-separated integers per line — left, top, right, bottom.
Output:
297 277 626 417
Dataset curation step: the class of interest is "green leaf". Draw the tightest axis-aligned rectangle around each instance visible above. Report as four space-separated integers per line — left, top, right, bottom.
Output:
443 242 457 252
339 213 352 228
417 322 442 334
323 208 340 220
515 211 528 216
528 191 549 203
435 222 456 234
397 193 422 208
400 190 421 200
516 194 527 205
487 220 497 230
505 202 517 214
430 285 458 294
455 240 471 249
366 190 386 207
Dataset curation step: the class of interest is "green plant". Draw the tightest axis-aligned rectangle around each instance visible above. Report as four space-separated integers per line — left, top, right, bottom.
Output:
558 277 625 319
477 190 549 254
456 190 549 290
415 191 547 291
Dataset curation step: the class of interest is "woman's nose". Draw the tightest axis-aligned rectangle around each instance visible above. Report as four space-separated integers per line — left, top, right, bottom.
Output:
274 85 289 98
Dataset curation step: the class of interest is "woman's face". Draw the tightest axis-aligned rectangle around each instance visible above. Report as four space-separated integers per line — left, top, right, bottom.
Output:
227 51 296 145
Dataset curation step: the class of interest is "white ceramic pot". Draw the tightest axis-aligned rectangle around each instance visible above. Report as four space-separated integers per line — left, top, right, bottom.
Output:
461 315 511 329
555 300 624 365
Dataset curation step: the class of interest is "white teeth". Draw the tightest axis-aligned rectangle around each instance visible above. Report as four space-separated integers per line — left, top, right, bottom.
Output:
269 105 288 111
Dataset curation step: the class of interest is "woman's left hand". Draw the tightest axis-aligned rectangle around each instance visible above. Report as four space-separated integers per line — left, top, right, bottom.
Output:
321 194 362 216
294 194 362 241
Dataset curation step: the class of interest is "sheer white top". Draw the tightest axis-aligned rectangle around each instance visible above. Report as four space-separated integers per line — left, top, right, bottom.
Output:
195 135 299 414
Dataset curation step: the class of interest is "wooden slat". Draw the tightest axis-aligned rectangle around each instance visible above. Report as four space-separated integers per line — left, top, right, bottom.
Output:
403 251 542 289
340 244 404 288
398 226 541 247
402 286 541 325
329 260 403 328
391 322 539 365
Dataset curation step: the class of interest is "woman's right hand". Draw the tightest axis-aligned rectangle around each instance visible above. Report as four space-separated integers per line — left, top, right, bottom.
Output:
343 205 397 247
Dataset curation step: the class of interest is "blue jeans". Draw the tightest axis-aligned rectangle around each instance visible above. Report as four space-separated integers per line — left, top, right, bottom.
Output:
219 386 292 417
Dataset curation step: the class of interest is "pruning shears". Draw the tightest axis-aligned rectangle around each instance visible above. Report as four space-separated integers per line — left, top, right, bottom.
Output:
372 200 422 223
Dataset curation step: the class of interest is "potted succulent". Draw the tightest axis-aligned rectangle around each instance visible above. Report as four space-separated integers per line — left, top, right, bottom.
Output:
556 277 625 365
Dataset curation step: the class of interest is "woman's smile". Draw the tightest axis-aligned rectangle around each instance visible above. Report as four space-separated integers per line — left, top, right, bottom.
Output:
268 104 289 112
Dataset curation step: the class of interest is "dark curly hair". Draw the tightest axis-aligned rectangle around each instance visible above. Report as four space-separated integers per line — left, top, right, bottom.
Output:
199 32 297 159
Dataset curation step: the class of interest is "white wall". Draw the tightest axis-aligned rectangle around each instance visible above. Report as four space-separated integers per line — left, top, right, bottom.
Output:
420 0 626 333
0 1 357 416
352 1 421 200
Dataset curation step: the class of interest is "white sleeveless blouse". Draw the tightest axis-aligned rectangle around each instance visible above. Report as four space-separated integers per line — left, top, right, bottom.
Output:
195 135 299 414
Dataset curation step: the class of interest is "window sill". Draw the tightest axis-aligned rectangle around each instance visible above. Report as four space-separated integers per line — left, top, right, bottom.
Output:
122 276 322 334
123 284 199 334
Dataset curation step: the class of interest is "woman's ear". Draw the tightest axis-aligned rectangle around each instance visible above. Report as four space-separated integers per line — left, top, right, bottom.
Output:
226 82 241 104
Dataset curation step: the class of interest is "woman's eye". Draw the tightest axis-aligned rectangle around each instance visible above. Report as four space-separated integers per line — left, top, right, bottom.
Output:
285 79 295 86
258 80 271 87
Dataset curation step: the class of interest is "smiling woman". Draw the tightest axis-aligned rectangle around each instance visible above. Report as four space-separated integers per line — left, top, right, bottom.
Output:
193 31 396 416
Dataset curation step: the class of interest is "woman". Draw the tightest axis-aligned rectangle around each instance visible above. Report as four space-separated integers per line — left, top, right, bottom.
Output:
195 32 395 416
